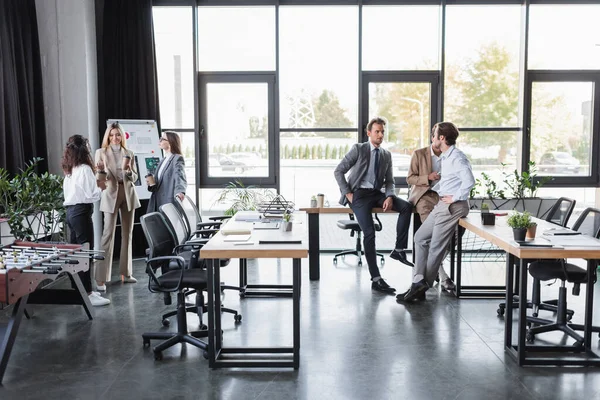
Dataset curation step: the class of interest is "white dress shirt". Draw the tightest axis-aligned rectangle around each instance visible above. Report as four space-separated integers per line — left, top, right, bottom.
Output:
358 142 379 190
431 145 475 202
430 145 441 186
63 165 102 206
157 152 172 181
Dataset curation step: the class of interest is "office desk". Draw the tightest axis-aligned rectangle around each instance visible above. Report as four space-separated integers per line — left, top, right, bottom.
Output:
457 214 600 366
300 206 402 281
200 211 308 368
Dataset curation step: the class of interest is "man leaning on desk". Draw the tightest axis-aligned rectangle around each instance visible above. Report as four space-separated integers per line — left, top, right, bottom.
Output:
334 116 413 295
397 122 475 303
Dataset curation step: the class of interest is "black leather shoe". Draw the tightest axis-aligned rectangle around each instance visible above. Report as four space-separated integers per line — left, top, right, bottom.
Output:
396 288 426 302
389 250 414 267
371 278 396 294
397 280 428 302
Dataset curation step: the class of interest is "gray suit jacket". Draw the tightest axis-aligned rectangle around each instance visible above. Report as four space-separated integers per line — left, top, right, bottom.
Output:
147 154 187 213
334 142 395 206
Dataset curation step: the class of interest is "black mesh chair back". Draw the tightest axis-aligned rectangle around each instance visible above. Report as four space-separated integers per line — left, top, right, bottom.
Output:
140 212 177 260
160 203 189 245
545 197 576 227
176 195 202 235
571 207 600 238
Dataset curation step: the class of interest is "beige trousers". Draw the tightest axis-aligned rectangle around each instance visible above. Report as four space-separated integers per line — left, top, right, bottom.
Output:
96 184 135 283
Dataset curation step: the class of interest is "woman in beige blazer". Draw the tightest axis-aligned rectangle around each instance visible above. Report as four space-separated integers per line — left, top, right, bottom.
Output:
94 122 141 291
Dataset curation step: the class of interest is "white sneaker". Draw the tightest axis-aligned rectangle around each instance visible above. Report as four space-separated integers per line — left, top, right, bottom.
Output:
123 276 137 283
96 283 106 292
89 292 110 306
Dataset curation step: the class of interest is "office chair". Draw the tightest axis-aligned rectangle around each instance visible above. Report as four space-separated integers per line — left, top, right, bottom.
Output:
175 196 246 296
497 197 576 318
160 203 242 323
140 212 208 361
333 213 385 267
175 194 230 234
526 207 600 344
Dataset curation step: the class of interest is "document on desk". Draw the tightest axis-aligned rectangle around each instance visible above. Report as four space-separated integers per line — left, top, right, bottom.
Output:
543 228 581 236
544 234 600 247
253 221 280 230
223 234 252 242
513 239 557 248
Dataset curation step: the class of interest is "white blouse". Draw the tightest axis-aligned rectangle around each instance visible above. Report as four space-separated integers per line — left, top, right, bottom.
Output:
63 165 102 206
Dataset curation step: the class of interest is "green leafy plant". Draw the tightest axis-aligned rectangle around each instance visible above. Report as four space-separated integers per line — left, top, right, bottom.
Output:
503 161 551 199
506 210 532 229
214 180 276 216
0 158 65 241
283 212 292 222
481 203 490 213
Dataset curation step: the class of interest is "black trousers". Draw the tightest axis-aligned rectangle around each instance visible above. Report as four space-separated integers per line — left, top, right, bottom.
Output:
66 203 93 293
349 189 412 279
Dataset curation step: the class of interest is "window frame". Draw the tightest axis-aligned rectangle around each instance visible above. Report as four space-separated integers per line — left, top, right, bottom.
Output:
523 70 600 187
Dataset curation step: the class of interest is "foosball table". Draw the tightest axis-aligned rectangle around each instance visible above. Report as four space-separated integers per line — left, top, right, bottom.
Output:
0 241 100 384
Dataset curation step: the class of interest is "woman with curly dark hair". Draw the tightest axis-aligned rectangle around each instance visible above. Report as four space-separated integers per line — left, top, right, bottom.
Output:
62 134 110 306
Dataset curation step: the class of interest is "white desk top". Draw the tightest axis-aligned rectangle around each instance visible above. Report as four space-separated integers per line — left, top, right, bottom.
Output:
200 211 309 259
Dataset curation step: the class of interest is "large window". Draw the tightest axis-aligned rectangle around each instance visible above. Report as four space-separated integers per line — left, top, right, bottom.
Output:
529 5 600 70
362 5 440 71
444 5 521 128
279 6 358 130
197 7 275 72
153 7 194 129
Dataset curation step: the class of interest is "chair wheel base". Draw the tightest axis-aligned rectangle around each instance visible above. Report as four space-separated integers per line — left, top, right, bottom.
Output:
162 319 170 327
154 351 163 361
234 314 242 323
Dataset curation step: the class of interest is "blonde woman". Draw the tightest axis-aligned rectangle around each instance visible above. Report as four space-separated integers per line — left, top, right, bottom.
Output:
94 122 141 291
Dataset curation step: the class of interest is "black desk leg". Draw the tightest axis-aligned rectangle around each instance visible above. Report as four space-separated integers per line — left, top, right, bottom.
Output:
450 226 456 282
455 226 464 298
239 258 248 291
207 259 217 368
584 259 596 349
0 295 29 385
308 213 320 281
504 253 515 349
517 258 528 366
293 258 301 369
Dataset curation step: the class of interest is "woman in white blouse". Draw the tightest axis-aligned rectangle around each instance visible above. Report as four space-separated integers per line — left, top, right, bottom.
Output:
62 135 110 306
94 123 141 292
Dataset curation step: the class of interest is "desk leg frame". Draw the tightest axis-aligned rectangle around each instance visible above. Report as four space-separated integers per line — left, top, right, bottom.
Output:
504 257 600 366
308 213 320 281
208 258 301 369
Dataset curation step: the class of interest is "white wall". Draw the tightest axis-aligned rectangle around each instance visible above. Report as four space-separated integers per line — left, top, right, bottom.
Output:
35 0 102 252
35 0 99 175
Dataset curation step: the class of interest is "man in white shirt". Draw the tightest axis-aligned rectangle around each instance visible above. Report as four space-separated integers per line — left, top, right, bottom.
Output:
397 122 475 303
407 138 456 292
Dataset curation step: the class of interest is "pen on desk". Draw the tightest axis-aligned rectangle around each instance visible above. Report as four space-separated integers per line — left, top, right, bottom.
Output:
234 242 255 246
553 232 581 236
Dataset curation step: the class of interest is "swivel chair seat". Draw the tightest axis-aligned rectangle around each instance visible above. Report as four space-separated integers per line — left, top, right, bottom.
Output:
333 213 385 267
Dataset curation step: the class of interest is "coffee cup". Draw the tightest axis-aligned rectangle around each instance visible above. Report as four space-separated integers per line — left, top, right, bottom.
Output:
122 155 131 170
145 174 156 186
316 193 325 208
96 171 107 181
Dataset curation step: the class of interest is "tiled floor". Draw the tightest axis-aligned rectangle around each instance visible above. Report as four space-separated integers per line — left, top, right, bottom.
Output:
2 253 600 400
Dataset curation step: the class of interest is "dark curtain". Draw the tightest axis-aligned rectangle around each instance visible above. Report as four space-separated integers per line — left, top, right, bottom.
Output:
0 0 47 174
99 0 161 144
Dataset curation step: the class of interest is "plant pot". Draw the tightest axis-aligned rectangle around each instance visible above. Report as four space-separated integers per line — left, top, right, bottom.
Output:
481 213 495 226
512 228 527 241
282 221 293 232
526 223 537 239
310 199 317 208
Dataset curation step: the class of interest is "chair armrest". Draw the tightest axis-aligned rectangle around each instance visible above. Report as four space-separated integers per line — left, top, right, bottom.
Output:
208 215 231 222
191 228 219 238
197 221 222 229
146 255 186 292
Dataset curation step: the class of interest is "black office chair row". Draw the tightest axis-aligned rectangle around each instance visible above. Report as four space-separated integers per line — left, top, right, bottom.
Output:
497 197 577 318
526 207 600 345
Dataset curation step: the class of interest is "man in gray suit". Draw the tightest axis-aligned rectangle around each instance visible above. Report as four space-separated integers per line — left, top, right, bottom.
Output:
334 117 413 294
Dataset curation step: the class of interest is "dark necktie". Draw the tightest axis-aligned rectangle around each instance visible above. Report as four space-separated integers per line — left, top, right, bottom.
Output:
373 148 380 188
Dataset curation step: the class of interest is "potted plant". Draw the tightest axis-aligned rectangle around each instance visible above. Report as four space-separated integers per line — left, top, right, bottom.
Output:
213 180 275 216
507 211 532 241
480 203 495 225
282 212 293 231
0 158 65 241
310 195 317 208
526 222 538 239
